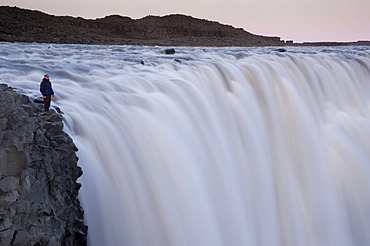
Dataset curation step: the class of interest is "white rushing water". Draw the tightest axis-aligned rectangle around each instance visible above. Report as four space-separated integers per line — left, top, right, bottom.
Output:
1 43 370 246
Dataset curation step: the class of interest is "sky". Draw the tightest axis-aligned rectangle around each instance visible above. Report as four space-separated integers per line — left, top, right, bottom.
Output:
1 0 369 42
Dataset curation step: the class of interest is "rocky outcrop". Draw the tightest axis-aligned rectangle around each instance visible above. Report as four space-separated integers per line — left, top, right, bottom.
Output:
0 6 284 46
0 84 87 245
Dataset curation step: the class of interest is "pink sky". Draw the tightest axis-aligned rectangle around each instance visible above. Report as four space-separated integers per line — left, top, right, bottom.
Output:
1 0 369 42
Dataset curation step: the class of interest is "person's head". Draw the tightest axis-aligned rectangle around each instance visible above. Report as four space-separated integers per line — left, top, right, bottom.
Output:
44 74 49 79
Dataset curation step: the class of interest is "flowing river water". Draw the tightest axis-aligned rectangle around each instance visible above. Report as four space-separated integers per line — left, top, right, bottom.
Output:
1 43 370 246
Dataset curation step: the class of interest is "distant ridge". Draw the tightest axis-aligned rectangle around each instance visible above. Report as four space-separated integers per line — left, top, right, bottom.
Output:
1 6 369 47
0 6 284 46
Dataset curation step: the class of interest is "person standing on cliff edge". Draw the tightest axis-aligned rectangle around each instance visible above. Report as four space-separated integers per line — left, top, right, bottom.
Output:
40 74 54 114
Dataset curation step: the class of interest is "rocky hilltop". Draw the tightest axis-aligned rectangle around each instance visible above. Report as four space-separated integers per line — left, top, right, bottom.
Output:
0 84 87 245
0 6 284 46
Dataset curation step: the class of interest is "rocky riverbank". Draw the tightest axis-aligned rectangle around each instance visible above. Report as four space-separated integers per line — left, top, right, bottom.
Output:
0 84 87 245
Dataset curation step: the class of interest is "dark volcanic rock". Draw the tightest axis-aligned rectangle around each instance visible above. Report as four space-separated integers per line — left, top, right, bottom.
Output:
0 84 87 245
276 48 287 52
0 6 285 47
162 48 176 54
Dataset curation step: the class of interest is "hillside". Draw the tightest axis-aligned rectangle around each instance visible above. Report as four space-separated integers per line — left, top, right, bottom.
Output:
0 6 284 46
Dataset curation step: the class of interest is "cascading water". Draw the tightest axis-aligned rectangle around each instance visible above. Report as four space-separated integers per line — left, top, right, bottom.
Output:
1 43 370 246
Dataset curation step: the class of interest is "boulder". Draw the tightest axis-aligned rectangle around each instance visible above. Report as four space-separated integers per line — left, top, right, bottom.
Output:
162 48 176 55
276 48 287 52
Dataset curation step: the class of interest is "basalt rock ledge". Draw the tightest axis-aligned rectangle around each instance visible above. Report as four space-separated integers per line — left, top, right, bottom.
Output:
0 84 87 246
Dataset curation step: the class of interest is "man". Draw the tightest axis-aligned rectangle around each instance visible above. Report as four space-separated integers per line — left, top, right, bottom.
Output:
40 74 54 114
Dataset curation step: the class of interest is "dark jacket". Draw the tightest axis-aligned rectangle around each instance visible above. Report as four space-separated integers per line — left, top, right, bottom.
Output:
40 78 54 96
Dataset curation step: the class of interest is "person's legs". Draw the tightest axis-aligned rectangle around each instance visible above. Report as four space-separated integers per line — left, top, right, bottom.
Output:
44 95 51 113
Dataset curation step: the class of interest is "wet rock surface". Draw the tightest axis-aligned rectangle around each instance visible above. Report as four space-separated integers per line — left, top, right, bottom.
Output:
0 84 87 246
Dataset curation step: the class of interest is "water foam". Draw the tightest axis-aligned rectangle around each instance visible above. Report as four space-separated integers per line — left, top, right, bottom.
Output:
1 43 370 246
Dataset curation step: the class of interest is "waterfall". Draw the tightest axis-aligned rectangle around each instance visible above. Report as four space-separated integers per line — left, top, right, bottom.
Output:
1 43 370 246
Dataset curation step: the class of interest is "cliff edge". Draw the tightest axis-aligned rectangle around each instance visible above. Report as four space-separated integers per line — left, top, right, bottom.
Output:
0 84 87 245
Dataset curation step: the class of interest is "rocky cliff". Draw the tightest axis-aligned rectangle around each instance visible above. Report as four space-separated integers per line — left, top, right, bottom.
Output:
0 6 284 46
0 84 87 245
